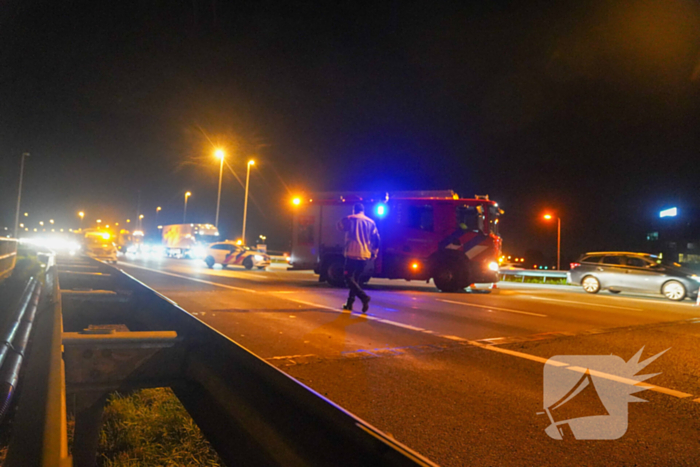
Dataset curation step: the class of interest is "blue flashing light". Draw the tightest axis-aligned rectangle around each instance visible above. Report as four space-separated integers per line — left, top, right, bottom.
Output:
375 204 387 217
659 207 677 218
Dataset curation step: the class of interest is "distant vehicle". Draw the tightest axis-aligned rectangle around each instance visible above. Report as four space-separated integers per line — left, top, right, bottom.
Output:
83 232 118 263
204 242 271 269
499 262 525 271
568 251 700 301
162 223 219 258
290 190 502 292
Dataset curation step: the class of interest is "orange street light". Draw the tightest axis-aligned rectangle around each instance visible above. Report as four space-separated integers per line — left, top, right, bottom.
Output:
292 197 302 206
542 213 561 270
156 206 161 225
78 211 85 229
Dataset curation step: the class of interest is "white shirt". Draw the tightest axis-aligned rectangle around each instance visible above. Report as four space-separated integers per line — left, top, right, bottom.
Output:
337 212 380 260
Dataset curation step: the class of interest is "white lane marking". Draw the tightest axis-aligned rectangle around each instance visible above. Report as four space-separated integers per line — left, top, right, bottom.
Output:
279 297 435 333
567 366 693 399
266 354 316 361
524 295 642 311
119 263 258 293
438 299 547 317
120 261 697 402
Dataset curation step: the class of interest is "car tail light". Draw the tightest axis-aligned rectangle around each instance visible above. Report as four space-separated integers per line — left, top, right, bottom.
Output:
570 262 580 269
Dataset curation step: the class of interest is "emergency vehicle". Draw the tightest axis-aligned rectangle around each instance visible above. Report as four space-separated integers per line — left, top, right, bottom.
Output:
162 223 220 258
290 190 502 292
204 241 271 269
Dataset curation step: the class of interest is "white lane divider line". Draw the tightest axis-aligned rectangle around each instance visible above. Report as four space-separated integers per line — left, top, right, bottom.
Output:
119 263 259 293
566 366 693 399
266 354 317 361
280 297 437 334
524 295 643 311
120 262 698 402
437 299 547 317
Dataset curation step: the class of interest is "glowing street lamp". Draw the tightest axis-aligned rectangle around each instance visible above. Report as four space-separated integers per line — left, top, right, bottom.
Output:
78 211 85 229
241 160 255 245
292 197 301 206
214 149 225 228
156 206 162 226
542 213 561 270
184 192 192 223
139 214 144 231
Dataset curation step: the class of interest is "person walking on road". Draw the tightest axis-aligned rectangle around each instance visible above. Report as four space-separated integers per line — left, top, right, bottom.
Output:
337 203 380 313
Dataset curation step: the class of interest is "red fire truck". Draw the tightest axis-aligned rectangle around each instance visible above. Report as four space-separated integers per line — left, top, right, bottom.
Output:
290 190 502 292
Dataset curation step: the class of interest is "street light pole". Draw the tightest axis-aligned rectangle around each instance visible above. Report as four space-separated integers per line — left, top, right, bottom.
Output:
543 213 561 270
13 152 30 238
183 192 191 223
556 216 561 271
156 206 161 226
214 149 225 228
241 160 254 245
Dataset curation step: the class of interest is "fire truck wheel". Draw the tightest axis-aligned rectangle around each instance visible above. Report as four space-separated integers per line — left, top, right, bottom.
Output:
326 259 346 287
243 257 254 270
205 256 215 269
433 264 465 293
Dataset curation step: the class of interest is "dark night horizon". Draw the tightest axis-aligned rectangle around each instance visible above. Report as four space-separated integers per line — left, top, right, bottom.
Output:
1 0 699 258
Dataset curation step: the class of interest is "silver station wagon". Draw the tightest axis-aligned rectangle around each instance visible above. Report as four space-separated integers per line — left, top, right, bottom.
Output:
568 251 700 301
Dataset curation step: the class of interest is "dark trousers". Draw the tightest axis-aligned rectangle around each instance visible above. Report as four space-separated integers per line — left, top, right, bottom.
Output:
344 258 369 302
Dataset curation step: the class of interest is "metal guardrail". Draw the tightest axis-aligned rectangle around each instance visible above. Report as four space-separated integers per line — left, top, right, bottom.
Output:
7 256 437 467
5 258 71 467
0 238 18 282
499 268 568 282
0 277 42 419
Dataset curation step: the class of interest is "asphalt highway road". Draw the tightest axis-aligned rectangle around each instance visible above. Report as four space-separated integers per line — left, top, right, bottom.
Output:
116 256 700 466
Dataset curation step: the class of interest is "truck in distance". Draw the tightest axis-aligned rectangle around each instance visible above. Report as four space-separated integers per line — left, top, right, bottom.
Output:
290 190 502 292
162 223 220 258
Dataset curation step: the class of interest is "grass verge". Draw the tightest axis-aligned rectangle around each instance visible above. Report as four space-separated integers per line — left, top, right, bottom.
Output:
500 275 568 285
98 388 221 467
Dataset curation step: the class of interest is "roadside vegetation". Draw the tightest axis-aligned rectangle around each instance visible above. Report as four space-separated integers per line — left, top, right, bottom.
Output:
97 388 221 467
500 274 568 286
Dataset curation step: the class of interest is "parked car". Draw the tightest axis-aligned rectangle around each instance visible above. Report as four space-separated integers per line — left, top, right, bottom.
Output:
568 251 700 301
204 242 271 270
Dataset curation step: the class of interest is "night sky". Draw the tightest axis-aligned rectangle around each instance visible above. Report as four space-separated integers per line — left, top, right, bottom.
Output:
1 0 699 260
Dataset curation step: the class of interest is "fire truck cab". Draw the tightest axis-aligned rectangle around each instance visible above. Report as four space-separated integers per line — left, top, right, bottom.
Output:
290 190 502 292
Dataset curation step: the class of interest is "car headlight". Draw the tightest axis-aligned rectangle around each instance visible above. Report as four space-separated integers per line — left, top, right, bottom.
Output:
254 255 263 261
487 261 499 272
